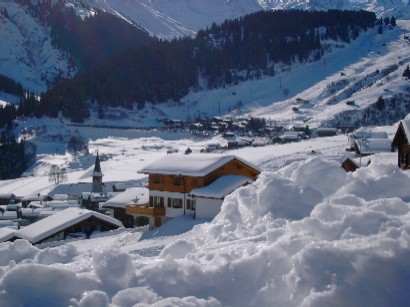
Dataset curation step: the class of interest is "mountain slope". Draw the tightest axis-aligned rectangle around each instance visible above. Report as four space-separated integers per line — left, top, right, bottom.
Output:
0 0 408 94
0 2 76 93
79 0 410 39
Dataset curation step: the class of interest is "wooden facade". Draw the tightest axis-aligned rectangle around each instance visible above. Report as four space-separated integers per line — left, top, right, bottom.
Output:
341 157 359 172
147 158 259 195
392 121 410 169
131 156 260 228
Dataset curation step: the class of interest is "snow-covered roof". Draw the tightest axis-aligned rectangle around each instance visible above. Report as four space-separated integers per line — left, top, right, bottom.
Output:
140 154 260 177
101 187 149 209
400 119 410 142
281 132 300 140
0 211 17 220
50 182 94 196
356 138 392 155
46 200 80 210
21 194 51 202
0 227 17 243
16 208 123 244
340 156 360 168
190 175 253 199
351 127 388 139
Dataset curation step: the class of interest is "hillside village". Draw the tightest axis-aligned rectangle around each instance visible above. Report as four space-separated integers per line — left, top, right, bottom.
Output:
0 116 406 247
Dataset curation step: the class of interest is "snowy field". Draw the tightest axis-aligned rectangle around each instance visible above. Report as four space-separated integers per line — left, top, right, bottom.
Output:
1 121 410 306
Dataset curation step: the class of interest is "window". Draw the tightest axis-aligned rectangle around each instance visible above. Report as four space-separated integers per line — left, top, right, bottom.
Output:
191 199 196 211
173 176 181 185
154 196 163 208
186 199 191 210
153 175 161 184
172 198 182 208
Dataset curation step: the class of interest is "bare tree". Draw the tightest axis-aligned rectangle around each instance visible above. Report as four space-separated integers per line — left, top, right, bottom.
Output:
49 165 67 185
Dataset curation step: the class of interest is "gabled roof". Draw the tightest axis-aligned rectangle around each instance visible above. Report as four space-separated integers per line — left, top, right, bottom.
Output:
101 187 149 209
0 227 17 243
49 182 107 196
16 208 123 244
190 175 253 199
139 154 260 177
401 120 410 141
356 138 392 155
392 120 410 146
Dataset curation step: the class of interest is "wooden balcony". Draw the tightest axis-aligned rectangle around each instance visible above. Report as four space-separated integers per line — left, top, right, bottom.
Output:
126 205 165 216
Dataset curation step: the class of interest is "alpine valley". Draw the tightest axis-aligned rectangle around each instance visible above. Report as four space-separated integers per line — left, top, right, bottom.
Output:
1 2 410 306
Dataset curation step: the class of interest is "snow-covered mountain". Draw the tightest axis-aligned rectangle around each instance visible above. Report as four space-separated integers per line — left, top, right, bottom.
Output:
0 2 77 93
0 0 409 93
80 0 410 39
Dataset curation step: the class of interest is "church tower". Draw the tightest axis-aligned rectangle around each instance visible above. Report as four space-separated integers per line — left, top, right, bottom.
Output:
92 152 103 193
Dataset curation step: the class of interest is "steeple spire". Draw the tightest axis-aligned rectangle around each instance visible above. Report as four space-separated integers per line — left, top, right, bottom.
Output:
92 151 103 193
93 151 102 175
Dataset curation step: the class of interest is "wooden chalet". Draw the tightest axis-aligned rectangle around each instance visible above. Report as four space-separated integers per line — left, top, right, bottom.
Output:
341 157 360 172
392 119 410 169
126 154 260 228
13 207 123 245
101 187 149 228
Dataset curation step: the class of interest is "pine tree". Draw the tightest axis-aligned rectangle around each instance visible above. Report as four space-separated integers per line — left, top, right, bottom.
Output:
391 16 396 27
403 65 410 79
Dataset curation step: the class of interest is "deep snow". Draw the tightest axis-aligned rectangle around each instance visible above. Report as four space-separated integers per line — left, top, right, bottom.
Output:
0 121 409 306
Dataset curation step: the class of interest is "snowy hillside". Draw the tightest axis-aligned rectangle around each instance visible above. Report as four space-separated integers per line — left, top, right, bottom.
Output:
79 0 410 39
0 0 409 94
0 2 76 93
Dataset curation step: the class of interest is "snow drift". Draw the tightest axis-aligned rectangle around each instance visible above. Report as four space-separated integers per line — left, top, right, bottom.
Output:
1 157 410 306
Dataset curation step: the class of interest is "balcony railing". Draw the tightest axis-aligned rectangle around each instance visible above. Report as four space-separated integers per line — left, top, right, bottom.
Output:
126 205 165 216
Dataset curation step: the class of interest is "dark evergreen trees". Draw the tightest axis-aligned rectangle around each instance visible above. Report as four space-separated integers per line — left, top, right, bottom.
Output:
391 16 396 27
0 75 24 97
403 65 410 79
39 9 376 122
0 128 36 180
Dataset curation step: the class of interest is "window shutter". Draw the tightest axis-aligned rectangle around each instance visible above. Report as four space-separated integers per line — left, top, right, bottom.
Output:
168 198 171 208
186 199 191 210
149 196 153 207
160 197 164 207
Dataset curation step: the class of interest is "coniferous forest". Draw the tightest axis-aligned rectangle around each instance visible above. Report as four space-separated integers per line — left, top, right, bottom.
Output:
38 9 375 122
0 8 377 179
0 9 376 125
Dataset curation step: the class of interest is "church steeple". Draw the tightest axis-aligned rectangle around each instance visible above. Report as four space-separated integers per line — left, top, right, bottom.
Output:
92 152 103 193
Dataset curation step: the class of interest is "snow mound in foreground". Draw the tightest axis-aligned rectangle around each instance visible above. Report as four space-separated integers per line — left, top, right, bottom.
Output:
1 158 410 306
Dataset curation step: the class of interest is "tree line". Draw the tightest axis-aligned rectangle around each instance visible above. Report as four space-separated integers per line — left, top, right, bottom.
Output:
0 128 36 180
39 9 376 122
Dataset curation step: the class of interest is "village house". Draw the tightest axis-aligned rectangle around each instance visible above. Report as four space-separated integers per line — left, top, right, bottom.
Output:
392 119 410 169
126 154 260 228
0 193 18 206
189 175 253 219
340 156 360 172
2 207 123 245
49 152 109 207
354 138 392 157
347 127 389 151
21 194 53 208
101 187 149 228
